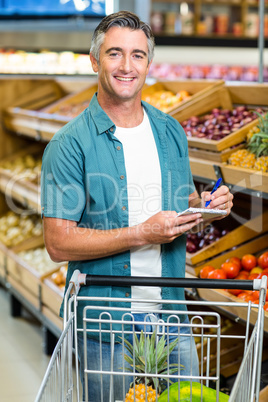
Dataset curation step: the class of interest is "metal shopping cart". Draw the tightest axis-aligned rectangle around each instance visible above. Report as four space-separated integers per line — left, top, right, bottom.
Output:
35 271 267 402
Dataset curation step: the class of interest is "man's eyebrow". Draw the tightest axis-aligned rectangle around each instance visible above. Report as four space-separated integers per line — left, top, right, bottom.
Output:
105 47 147 56
105 47 122 54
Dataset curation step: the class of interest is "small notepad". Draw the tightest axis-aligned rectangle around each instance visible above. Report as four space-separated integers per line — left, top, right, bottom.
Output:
177 207 227 220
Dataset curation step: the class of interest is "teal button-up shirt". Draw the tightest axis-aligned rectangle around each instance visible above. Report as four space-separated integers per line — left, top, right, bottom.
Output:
41 93 195 339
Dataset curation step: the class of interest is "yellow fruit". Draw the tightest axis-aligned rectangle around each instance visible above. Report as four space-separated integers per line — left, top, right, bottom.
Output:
125 384 158 402
250 267 263 275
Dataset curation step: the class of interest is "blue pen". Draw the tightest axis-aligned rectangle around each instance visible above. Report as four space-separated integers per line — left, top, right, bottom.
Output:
205 178 222 207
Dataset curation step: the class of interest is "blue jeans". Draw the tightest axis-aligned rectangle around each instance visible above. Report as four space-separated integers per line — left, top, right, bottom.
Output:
77 313 199 402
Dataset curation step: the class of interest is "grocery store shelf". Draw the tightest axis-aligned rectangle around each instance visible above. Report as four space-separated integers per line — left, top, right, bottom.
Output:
155 35 268 48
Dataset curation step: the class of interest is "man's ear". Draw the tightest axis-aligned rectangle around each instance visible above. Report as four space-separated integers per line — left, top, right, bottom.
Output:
90 53 99 73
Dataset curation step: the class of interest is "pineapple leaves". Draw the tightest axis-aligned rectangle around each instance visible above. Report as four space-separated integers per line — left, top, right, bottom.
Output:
120 328 182 394
247 111 268 158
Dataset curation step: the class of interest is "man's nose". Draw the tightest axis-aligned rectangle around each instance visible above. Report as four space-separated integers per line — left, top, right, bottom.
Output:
119 55 132 72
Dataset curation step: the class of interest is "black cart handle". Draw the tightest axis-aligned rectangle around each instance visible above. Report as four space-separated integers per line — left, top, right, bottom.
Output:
70 270 266 293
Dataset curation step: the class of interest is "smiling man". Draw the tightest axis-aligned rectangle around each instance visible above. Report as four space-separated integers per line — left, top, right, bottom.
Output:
41 10 233 402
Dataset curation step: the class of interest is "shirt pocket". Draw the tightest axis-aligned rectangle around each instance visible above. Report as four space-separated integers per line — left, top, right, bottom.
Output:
170 157 191 212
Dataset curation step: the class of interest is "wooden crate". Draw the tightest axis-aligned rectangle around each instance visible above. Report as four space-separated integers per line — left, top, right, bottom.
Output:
141 79 224 115
41 278 64 316
186 210 268 266
42 305 63 331
197 286 268 334
3 80 67 140
172 83 268 152
14 82 97 142
195 320 246 378
188 143 244 163
6 240 59 299
220 163 268 195
7 274 40 310
186 232 268 276
0 143 44 212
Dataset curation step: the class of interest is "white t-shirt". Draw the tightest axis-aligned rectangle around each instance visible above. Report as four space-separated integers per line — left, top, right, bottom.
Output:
115 111 162 310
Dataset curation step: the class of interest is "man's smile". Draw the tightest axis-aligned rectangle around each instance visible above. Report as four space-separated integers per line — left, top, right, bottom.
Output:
115 76 135 81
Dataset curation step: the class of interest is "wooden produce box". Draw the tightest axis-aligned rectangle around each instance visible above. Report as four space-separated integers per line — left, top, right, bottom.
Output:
187 232 268 277
0 243 6 279
195 320 246 378
41 277 64 316
0 143 44 213
6 239 59 300
188 143 244 163
3 80 66 141
42 305 63 331
220 163 268 195
21 82 98 142
186 210 268 268
141 79 224 115
173 83 268 154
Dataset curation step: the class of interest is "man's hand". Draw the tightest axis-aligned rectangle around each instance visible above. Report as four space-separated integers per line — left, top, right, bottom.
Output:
137 211 203 244
201 185 234 218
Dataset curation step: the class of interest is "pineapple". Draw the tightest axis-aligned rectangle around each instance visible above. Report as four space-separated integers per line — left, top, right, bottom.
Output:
123 329 180 402
228 112 268 171
247 111 268 158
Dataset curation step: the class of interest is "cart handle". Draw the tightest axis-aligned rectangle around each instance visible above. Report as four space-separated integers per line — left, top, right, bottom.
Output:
71 270 266 292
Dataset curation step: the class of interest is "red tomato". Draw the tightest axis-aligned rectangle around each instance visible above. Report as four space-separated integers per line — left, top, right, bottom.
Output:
251 290 260 300
248 273 259 280
258 252 268 269
221 261 240 279
240 270 249 277
237 291 253 301
208 269 227 280
199 265 215 279
241 254 257 271
236 272 249 280
226 256 242 270
228 288 242 296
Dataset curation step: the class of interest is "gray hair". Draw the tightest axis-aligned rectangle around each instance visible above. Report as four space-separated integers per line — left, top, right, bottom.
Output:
90 11 155 64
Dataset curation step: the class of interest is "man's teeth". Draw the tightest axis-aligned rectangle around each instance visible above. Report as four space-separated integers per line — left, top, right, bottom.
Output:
116 77 134 81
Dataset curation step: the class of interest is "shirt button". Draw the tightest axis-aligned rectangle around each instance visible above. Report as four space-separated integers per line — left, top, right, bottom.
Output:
124 264 128 269
122 206 126 211
125 292 130 297
120 175 124 180
116 146 121 151
110 127 114 132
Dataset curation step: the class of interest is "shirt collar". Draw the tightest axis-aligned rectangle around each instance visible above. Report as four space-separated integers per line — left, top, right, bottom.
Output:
89 93 115 135
88 93 167 135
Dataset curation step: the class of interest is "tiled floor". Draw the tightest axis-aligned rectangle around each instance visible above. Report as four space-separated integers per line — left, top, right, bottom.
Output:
0 284 51 402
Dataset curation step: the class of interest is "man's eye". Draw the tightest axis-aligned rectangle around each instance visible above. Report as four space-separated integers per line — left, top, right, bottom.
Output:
133 54 143 59
110 52 120 57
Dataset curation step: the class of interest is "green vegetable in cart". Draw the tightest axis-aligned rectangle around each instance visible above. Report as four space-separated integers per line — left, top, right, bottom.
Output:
157 381 229 401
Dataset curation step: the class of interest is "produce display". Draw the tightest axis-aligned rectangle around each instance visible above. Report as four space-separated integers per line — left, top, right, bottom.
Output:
52 100 89 118
0 154 42 185
186 224 228 253
199 251 268 311
148 63 268 83
142 89 190 113
0 211 42 247
48 265 67 291
18 247 66 277
228 112 268 172
181 106 263 141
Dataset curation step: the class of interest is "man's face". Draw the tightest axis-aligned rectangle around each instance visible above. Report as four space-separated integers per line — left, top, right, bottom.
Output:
90 26 152 103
